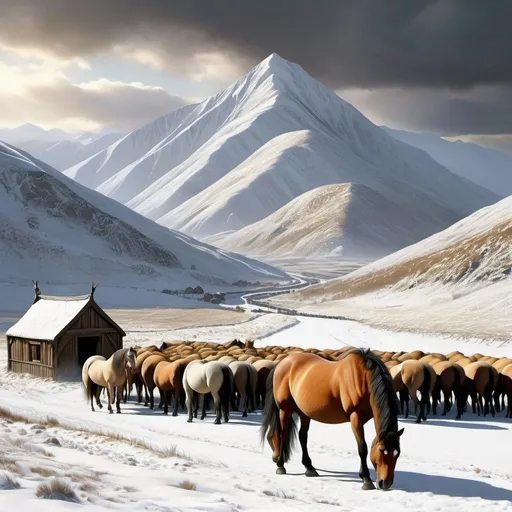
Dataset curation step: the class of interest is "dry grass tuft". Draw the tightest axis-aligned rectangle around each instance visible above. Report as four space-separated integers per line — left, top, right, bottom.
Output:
262 489 295 500
30 466 60 478
474 467 482 474
36 478 80 502
0 471 21 490
177 480 196 491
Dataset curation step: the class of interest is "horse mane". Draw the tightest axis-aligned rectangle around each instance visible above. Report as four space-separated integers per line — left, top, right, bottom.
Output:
347 347 399 440
111 348 129 370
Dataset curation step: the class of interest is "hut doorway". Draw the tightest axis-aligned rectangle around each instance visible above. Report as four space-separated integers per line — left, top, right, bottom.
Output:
77 336 100 366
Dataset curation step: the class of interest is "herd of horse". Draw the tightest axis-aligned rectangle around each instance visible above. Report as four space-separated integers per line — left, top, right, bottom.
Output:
81 340 512 491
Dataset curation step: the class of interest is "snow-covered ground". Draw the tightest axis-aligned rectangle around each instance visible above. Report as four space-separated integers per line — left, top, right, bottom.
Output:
1 310 511 511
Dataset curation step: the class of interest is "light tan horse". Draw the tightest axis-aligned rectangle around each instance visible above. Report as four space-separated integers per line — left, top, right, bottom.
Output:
83 348 137 414
261 349 404 491
183 361 233 424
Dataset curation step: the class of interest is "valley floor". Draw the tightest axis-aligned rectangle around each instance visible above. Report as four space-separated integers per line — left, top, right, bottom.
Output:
0 308 511 511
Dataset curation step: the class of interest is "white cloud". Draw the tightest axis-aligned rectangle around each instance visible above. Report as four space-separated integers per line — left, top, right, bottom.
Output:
0 60 188 131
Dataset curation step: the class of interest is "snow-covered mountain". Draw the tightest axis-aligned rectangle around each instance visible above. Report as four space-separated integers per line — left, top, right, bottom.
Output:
15 132 124 171
0 141 288 290
271 196 511 338
0 123 72 144
384 127 512 197
64 54 498 258
211 183 427 259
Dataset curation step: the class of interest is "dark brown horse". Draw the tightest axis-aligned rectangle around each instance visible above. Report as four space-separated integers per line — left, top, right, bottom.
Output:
260 348 404 491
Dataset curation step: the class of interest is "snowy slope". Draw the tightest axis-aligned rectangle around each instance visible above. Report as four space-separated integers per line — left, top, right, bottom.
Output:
273 196 512 337
64 54 498 258
0 141 288 291
15 132 124 171
211 183 427 259
384 127 512 197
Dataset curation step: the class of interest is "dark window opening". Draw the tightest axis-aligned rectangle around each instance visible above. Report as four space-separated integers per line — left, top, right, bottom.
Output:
29 343 41 362
77 336 100 366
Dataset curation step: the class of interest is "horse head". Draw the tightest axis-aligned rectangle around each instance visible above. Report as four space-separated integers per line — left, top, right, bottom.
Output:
160 342 169 351
126 347 137 370
370 428 404 490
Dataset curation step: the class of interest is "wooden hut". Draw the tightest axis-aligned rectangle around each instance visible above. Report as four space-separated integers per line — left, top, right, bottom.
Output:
6 283 125 380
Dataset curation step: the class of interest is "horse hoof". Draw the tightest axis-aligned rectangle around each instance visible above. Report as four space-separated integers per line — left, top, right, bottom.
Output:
163 412 168 415
305 468 319 477
187 419 193 423
276 467 286 475
242 412 248 418
415 418 421 424
172 412 178 417
98 404 103 409
362 481 375 491
214 419 221 425
109 410 113 414
116 410 121 414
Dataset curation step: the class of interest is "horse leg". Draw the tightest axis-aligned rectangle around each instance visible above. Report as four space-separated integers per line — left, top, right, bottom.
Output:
149 386 156 410
116 386 122 413
442 388 450 416
200 394 208 421
298 412 317 477
136 377 143 403
350 412 374 490
162 390 168 415
399 389 409 418
95 386 103 409
242 392 248 418
172 388 180 417
143 382 149 407
106 386 114 414
211 392 222 424
185 387 194 423
276 407 293 475
193 392 199 419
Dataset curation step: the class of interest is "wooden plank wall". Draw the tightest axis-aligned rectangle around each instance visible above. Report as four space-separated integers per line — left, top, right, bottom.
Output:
102 332 122 357
8 337 54 379
69 305 112 330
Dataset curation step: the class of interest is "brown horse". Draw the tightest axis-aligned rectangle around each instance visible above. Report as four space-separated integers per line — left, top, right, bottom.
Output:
400 360 432 423
502 364 512 418
463 361 496 416
431 361 462 418
260 348 404 491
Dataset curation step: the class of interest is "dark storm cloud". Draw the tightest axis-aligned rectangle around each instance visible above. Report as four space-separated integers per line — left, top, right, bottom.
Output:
2 0 512 135
349 86 512 136
2 0 512 89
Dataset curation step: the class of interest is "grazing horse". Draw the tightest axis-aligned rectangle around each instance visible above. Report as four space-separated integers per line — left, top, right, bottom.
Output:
400 360 431 423
431 361 460 417
501 364 512 418
388 363 408 416
260 348 404 491
253 359 277 408
492 358 512 412
183 361 233 424
228 361 255 417
83 348 137 414
463 361 497 417
154 355 199 416
141 353 167 409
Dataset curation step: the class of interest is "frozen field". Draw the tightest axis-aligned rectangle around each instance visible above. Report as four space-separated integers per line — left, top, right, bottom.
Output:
0 308 511 511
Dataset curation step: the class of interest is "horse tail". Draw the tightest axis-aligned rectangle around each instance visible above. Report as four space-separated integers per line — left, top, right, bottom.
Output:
484 365 495 398
259 367 297 464
419 364 431 404
245 365 255 412
83 370 99 404
220 365 232 420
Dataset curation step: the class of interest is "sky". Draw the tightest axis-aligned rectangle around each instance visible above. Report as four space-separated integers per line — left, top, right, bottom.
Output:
1 1 511 152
